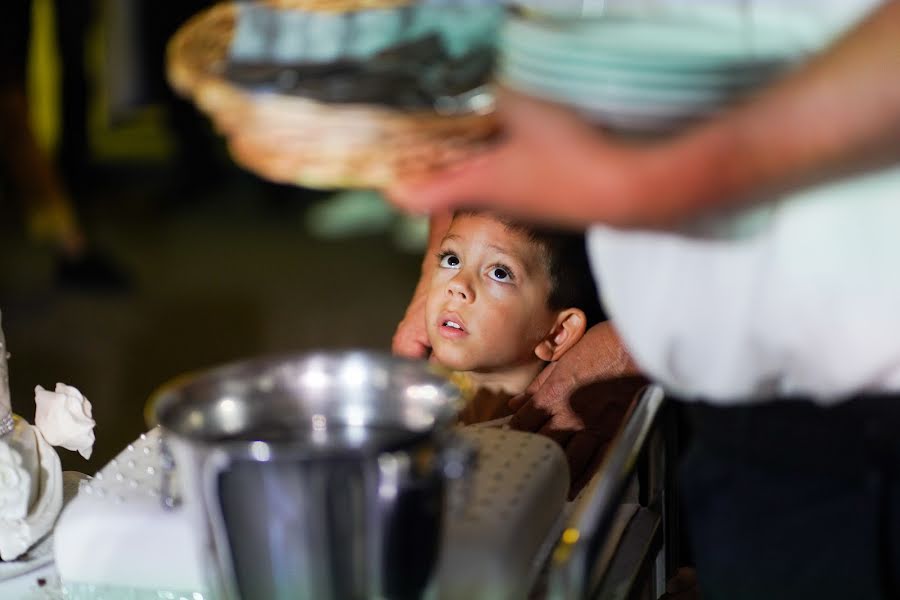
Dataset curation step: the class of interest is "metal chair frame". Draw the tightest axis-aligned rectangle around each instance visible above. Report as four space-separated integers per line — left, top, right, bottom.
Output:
545 385 680 600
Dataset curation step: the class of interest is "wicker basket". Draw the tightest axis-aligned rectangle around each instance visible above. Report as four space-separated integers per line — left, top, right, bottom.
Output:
167 1 498 189
266 0 412 10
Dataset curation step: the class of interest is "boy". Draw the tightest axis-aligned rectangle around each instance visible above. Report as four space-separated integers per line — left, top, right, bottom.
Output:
424 210 606 424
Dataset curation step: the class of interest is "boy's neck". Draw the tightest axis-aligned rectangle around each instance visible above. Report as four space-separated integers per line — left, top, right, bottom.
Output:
462 360 546 396
453 360 546 425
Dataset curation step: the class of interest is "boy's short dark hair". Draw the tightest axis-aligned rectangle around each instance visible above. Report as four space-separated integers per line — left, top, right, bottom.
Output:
455 210 608 327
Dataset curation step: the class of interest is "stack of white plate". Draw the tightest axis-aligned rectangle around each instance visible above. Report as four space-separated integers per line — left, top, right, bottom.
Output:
497 9 802 133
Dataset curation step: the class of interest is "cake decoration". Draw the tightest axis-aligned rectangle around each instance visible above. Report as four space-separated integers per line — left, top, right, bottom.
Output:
35 384 96 460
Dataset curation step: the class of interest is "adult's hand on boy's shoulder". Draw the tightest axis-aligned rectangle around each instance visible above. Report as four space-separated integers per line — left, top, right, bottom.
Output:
507 321 638 433
508 321 645 495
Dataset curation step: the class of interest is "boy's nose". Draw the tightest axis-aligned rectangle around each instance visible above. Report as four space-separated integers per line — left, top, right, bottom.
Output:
447 277 473 301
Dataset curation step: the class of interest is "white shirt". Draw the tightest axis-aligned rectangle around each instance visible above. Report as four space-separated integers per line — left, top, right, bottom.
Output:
575 1 898 404
589 167 900 404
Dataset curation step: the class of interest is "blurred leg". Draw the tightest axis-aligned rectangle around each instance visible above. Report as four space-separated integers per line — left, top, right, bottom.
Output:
0 0 85 254
1 0 131 291
141 0 221 190
680 400 900 600
53 0 93 190
0 85 86 255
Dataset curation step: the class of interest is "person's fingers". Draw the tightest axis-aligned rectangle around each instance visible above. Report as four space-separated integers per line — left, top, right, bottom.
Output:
386 89 573 215
385 149 508 215
509 362 557 411
509 397 551 433
536 422 575 450
392 335 429 359
660 568 700 600
507 392 527 412
529 361 557 393
391 318 429 358
495 86 586 134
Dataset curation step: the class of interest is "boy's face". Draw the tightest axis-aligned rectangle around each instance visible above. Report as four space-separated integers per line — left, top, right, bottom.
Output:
425 214 559 372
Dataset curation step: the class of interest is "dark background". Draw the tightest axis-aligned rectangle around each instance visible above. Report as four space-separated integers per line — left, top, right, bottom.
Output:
0 0 422 472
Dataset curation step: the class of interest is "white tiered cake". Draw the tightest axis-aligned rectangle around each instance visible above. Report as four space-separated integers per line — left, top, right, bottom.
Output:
0 309 95 564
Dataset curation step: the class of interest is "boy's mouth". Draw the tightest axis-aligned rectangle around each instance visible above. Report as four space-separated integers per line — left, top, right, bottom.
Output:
438 313 468 339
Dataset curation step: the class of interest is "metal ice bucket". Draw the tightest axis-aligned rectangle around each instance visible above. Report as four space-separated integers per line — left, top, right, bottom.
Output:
150 351 469 600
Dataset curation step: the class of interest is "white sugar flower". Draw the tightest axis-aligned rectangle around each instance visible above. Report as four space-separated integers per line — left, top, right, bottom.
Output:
0 443 30 520
34 383 96 460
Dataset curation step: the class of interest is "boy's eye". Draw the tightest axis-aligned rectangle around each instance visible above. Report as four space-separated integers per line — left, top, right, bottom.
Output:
439 253 460 268
488 267 512 282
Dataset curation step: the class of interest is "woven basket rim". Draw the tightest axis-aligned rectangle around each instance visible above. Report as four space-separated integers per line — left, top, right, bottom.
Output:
262 0 414 12
167 0 495 121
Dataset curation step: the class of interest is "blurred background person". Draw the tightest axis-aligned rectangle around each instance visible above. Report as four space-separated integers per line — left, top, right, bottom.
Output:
138 0 223 197
0 0 129 289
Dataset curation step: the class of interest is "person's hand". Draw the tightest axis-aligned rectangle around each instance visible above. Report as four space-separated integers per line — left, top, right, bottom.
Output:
392 286 431 359
508 321 645 495
392 212 452 359
386 87 660 230
661 568 700 600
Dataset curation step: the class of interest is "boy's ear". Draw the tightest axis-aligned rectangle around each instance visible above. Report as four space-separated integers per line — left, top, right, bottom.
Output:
534 309 587 362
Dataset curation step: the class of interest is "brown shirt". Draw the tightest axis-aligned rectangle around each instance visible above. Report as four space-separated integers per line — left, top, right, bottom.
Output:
456 384 516 426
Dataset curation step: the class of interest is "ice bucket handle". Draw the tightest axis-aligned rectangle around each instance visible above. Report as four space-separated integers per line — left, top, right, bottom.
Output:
201 448 243 600
159 435 180 511
158 432 241 600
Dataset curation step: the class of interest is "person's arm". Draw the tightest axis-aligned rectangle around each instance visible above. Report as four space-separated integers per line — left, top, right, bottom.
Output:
391 210 452 358
642 0 900 224
388 1 900 229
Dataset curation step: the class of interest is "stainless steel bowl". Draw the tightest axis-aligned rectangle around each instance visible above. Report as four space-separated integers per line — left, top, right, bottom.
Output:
150 351 469 600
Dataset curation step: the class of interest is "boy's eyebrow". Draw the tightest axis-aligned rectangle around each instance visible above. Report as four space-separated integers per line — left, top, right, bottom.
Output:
487 243 516 256
487 243 540 275
442 235 520 257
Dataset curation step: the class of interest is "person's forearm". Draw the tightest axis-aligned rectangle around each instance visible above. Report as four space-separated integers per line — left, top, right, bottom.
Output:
635 1 900 222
